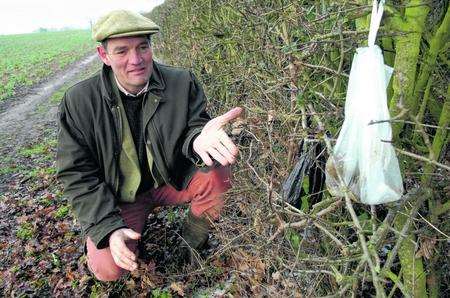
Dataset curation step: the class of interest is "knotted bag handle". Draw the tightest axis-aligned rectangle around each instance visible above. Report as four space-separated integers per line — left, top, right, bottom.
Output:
368 0 385 46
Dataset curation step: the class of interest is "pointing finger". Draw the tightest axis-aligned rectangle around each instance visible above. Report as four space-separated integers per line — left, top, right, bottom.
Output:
216 107 243 127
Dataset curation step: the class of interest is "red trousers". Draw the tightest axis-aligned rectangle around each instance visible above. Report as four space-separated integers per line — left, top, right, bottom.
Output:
86 166 231 281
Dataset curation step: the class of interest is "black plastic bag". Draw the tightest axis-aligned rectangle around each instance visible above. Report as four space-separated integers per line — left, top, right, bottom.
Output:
282 141 326 209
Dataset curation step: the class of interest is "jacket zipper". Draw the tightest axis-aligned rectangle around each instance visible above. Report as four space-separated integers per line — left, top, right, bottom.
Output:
147 120 171 185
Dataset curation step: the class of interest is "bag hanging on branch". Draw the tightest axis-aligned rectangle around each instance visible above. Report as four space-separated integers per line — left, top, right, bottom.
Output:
282 140 326 209
325 0 403 205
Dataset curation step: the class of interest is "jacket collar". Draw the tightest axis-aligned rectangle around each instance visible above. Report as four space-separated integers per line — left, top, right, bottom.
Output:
100 60 166 105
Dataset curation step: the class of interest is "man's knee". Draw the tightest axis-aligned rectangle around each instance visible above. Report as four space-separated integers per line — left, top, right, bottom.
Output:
190 166 232 218
85 237 126 282
87 256 125 282
201 165 232 192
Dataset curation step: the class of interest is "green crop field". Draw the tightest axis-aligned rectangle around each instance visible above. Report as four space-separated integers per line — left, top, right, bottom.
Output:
0 30 96 101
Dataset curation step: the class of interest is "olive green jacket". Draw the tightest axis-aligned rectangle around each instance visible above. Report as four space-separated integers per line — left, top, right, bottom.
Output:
56 61 210 248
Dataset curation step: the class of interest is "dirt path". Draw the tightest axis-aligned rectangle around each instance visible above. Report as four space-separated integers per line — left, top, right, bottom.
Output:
0 54 99 147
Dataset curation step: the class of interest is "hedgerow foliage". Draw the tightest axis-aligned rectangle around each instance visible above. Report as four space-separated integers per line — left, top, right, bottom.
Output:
149 1 449 296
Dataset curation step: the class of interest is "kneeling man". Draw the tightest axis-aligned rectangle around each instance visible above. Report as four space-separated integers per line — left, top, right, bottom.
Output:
56 10 242 281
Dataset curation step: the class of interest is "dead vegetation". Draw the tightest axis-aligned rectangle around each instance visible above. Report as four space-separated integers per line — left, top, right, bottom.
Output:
150 0 449 296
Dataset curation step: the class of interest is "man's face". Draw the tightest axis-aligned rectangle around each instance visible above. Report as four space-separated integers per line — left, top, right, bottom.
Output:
97 36 153 94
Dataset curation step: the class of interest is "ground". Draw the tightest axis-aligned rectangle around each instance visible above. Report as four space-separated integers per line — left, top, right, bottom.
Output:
0 54 234 297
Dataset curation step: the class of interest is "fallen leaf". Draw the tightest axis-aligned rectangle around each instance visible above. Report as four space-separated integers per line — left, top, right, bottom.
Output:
231 119 246 135
126 278 137 291
268 110 275 122
17 215 29 224
141 275 156 288
415 236 437 259
170 282 185 296
272 271 281 281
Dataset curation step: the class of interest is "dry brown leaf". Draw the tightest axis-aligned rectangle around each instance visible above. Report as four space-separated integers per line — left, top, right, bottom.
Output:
65 270 75 281
415 236 437 259
60 245 77 254
231 119 246 136
268 110 275 122
170 282 185 296
16 215 29 224
238 262 250 272
253 209 262 234
125 278 137 291
141 275 156 288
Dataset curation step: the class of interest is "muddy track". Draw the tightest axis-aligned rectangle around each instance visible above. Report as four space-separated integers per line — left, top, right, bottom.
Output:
0 53 99 147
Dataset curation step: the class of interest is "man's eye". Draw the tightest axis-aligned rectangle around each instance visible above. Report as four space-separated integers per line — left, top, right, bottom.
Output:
139 45 150 52
114 50 126 56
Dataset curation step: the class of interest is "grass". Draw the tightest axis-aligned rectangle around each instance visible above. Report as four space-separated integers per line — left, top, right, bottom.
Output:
0 30 96 101
49 88 67 104
54 205 70 219
0 166 19 175
16 222 34 240
19 138 57 158
151 288 172 298
19 143 48 157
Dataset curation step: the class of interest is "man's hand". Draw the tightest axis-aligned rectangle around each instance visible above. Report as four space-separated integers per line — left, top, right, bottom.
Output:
193 107 243 166
109 228 141 271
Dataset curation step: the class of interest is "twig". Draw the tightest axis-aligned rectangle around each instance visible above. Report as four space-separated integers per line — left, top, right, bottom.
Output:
212 226 256 259
385 269 410 298
295 255 363 264
394 147 450 171
313 221 349 255
311 29 370 41
368 119 449 130
382 188 432 273
268 199 343 242
415 210 450 239
370 205 381 270
308 103 385 297
368 208 397 249
329 23 345 100
345 195 386 297
295 61 349 77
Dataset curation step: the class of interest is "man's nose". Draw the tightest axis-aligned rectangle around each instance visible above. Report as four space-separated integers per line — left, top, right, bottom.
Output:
129 49 143 64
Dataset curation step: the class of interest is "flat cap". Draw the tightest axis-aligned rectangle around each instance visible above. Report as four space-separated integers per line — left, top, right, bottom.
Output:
92 10 160 42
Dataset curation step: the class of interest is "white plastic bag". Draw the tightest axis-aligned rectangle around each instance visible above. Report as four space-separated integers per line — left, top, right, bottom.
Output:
325 0 403 205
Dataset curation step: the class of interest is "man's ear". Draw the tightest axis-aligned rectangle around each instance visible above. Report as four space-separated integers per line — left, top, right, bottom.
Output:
97 45 111 66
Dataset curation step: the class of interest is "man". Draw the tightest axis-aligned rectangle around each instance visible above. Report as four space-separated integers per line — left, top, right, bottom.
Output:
56 10 242 282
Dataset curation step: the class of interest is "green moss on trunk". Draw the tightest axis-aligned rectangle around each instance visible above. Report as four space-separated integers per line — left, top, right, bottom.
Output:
422 85 450 185
394 209 428 297
414 5 450 124
387 0 430 139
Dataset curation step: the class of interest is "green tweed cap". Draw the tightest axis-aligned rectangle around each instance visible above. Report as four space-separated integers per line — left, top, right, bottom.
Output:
92 10 160 42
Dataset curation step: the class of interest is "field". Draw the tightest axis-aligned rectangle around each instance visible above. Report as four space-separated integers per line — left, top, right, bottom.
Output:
0 1 448 296
0 30 96 100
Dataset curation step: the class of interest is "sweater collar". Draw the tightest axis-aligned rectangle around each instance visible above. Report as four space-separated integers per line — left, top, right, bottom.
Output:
114 75 149 97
